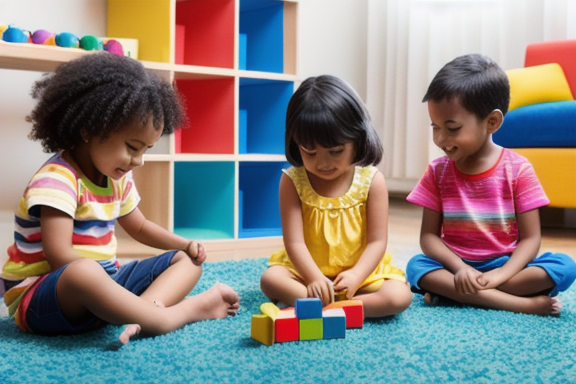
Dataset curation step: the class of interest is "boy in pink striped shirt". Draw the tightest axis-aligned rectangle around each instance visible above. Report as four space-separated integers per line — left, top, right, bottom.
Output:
406 54 576 315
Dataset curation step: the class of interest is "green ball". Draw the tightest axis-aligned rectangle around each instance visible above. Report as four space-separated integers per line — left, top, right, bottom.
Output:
79 35 103 51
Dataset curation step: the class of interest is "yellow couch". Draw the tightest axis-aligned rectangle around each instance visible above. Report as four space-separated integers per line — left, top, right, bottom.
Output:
493 40 576 208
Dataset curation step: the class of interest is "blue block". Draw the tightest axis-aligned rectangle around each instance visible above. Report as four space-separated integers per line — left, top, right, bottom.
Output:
323 308 346 339
295 298 323 319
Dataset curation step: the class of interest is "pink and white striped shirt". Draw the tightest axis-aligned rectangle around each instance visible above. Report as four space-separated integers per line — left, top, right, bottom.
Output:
407 148 549 261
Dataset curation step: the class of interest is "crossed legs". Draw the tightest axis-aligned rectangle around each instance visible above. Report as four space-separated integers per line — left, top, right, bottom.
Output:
56 251 240 343
418 266 560 315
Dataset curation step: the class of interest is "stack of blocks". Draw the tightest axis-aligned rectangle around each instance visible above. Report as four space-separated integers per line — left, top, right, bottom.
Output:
250 298 364 346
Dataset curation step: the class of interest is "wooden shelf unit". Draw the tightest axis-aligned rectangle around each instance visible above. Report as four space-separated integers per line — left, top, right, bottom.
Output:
0 0 299 260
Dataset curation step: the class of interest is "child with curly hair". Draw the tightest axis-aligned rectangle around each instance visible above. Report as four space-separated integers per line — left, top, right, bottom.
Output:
2 52 240 344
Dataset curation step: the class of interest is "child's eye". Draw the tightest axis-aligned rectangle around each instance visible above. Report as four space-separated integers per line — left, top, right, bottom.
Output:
126 143 138 151
330 149 344 155
447 127 461 132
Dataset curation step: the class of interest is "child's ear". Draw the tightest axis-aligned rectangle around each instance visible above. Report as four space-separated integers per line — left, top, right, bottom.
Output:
487 109 504 134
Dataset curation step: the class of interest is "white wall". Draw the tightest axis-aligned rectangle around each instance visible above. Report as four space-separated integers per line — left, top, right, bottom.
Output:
297 0 368 99
0 0 108 257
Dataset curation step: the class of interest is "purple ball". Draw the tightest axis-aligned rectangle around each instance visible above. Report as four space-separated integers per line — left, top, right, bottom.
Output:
31 29 54 45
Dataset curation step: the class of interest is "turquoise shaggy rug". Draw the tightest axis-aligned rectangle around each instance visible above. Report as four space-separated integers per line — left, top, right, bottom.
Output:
1 258 575 384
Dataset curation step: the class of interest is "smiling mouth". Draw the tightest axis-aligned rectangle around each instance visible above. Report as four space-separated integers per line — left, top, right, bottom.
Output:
444 146 456 153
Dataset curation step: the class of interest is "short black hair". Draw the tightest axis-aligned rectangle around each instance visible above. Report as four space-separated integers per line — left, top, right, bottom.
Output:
285 75 383 167
27 52 187 152
422 54 510 120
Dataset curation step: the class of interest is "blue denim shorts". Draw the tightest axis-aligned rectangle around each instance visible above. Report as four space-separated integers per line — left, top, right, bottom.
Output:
25 250 178 334
406 251 576 297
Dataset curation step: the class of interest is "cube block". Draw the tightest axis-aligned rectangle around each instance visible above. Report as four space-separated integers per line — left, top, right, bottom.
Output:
322 308 346 339
325 300 364 329
275 308 299 342
299 318 323 341
295 297 323 319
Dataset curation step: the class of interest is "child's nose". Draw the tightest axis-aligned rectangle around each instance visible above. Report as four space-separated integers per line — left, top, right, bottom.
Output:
131 154 144 167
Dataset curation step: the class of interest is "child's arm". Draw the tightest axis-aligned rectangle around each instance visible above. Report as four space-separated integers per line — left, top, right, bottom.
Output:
117 208 206 265
40 206 83 270
420 207 484 294
477 208 541 289
333 171 389 299
279 173 333 305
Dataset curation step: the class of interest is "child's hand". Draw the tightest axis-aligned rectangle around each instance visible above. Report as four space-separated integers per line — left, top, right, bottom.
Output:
333 270 362 300
476 268 506 290
307 279 333 306
185 241 206 266
454 266 483 295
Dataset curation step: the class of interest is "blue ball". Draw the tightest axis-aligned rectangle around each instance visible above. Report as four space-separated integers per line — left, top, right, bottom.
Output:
2 26 29 43
55 32 79 48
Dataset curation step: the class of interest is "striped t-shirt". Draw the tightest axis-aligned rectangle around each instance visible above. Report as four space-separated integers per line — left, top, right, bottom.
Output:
2 150 140 281
407 148 549 261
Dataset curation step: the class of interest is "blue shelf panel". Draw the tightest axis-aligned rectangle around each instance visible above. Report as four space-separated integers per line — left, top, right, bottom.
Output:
174 162 235 240
239 78 293 155
239 0 284 73
238 161 289 238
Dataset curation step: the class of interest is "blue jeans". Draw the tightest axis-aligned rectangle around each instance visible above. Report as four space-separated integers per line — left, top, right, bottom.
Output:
406 251 576 297
25 250 178 334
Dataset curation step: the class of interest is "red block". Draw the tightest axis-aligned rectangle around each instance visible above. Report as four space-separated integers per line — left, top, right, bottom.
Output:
275 308 299 342
325 300 364 329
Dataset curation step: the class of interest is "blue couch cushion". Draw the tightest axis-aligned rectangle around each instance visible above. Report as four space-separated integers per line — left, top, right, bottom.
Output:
494 100 576 148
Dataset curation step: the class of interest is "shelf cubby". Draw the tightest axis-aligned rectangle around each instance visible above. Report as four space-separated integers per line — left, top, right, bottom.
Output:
107 0 172 63
239 0 285 73
1 0 298 259
175 77 235 154
239 78 293 154
238 161 289 238
173 161 235 240
175 0 235 68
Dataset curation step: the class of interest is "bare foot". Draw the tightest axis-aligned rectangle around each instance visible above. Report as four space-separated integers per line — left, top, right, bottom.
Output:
184 283 240 321
551 297 562 315
119 323 141 344
526 295 562 316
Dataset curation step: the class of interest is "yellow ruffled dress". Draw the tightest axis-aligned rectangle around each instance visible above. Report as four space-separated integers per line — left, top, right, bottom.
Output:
268 165 406 291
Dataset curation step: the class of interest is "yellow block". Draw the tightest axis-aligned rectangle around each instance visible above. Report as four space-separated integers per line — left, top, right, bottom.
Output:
512 148 576 208
250 314 274 346
507 64 574 111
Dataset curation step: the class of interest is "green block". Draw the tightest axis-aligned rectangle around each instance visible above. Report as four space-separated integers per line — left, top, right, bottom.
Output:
299 318 323 341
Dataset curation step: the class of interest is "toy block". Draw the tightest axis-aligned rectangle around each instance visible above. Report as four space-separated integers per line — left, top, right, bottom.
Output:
322 308 346 339
325 300 364 329
295 298 323 319
250 313 274 346
299 318 323 341
275 308 299 343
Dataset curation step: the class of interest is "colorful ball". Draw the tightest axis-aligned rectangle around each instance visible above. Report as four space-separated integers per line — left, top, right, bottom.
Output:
2 26 29 43
31 29 55 45
103 39 124 56
79 35 103 51
55 32 79 48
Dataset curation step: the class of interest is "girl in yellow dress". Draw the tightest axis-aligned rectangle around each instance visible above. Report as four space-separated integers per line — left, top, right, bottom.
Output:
260 75 412 318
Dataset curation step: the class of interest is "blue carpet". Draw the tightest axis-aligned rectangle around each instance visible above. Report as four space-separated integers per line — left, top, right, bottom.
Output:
1 258 575 384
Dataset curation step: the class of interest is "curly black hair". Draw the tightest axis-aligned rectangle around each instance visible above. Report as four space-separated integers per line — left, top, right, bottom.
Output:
285 75 383 167
27 52 187 152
